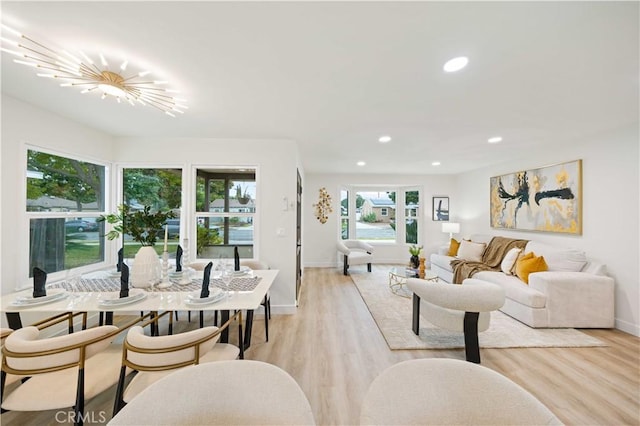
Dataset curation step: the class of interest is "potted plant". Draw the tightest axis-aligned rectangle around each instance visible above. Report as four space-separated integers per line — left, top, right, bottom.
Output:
99 205 176 287
235 184 251 205
408 244 423 269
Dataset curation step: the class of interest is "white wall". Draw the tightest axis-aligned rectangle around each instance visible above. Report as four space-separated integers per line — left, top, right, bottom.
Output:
113 137 300 313
456 125 639 336
303 173 458 267
1 95 115 327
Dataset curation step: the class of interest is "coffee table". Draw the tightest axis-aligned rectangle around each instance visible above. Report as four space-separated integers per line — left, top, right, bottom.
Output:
389 267 438 298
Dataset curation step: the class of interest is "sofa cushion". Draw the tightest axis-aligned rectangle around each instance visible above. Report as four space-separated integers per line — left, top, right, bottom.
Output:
515 253 548 284
457 240 486 262
525 241 586 272
500 248 522 275
474 271 547 308
447 239 461 256
430 254 455 273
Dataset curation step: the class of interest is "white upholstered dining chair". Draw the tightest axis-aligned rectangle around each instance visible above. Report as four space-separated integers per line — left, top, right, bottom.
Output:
360 358 562 425
109 360 315 425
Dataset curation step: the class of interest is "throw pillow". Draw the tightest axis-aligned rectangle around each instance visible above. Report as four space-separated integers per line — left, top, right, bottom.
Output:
511 251 534 275
447 239 461 256
456 240 486 262
500 247 522 275
515 252 548 284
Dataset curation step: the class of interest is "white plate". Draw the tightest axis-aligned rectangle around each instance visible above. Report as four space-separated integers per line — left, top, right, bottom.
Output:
11 289 68 307
185 288 225 305
230 266 251 277
98 289 147 307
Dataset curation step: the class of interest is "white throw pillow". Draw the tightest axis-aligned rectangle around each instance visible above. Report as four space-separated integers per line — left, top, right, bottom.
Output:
500 248 522 275
457 240 486 262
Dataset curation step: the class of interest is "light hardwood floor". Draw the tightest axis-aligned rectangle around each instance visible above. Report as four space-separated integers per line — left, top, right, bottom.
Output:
2 267 639 425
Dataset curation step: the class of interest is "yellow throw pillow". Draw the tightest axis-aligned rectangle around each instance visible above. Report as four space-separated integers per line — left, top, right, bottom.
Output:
515 252 548 284
511 251 534 275
447 239 461 256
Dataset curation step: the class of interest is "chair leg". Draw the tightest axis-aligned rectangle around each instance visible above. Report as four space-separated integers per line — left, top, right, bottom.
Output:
74 367 85 426
112 366 128 417
367 262 372 272
343 254 349 275
412 294 421 335
463 312 481 363
199 311 204 328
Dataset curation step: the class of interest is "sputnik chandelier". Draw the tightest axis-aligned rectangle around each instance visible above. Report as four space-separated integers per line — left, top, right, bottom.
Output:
0 23 187 116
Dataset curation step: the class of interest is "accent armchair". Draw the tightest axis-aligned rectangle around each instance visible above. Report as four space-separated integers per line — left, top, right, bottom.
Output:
337 240 374 276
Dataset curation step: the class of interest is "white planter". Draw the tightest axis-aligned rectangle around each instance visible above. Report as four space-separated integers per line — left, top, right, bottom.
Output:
131 246 161 288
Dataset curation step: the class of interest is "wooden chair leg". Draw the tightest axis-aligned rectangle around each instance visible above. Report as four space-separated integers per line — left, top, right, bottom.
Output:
367 262 372 272
343 254 349 275
412 294 421 335
112 366 128 417
74 367 85 426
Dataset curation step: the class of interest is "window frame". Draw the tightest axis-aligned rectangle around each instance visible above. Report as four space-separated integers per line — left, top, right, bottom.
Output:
20 145 111 288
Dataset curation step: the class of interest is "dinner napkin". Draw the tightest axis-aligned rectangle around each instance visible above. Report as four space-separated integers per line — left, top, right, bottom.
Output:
120 263 130 298
33 267 47 298
176 245 183 272
200 261 213 298
116 248 124 272
234 246 240 271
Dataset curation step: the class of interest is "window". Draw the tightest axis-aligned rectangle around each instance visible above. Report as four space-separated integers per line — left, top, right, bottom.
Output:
340 186 422 245
122 168 182 257
195 168 256 259
26 149 107 276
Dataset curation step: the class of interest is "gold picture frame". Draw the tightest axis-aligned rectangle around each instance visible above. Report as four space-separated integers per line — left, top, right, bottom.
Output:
489 159 582 234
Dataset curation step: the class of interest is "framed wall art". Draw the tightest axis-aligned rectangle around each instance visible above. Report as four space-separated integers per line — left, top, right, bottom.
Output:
432 196 449 221
490 159 582 234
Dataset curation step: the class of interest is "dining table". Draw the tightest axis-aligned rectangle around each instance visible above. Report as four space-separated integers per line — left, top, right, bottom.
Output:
2 268 278 355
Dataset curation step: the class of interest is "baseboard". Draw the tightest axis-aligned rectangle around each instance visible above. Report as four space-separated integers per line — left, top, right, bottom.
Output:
615 318 640 337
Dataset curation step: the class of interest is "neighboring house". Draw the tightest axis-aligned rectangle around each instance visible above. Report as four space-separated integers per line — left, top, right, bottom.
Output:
26 196 99 212
360 198 396 223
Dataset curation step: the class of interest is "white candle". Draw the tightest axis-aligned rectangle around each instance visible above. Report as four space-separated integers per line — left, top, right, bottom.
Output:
163 224 168 252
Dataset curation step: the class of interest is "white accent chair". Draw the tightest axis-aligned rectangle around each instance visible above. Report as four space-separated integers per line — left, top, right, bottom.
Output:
360 358 562 425
337 240 374 275
1 313 123 426
406 278 505 363
112 311 241 416
109 360 315 425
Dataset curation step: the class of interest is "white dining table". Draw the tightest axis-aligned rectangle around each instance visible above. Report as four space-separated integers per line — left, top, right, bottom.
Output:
2 269 278 355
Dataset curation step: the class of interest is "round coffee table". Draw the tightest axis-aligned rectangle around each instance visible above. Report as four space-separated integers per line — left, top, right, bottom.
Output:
389 267 438 298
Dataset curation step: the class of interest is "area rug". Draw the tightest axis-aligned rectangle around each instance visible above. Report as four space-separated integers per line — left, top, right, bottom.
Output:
350 265 606 350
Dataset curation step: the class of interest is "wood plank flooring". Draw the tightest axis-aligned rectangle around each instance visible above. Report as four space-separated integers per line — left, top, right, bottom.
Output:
2 267 639 425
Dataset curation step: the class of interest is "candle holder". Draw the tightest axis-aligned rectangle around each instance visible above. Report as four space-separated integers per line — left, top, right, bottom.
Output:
156 251 172 289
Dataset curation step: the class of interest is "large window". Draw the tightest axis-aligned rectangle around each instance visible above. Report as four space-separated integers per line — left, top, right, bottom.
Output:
195 168 256 259
26 149 107 276
340 186 422 245
122 168 182 257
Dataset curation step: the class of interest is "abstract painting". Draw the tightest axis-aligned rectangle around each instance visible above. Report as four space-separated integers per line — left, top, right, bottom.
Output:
490 160 582 234
432 196 449 221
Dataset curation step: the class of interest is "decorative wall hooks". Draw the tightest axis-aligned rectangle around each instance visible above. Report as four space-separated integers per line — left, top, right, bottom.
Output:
313 187 333 224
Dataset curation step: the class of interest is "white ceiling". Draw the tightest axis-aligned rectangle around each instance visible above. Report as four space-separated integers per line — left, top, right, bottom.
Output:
1 1 638 175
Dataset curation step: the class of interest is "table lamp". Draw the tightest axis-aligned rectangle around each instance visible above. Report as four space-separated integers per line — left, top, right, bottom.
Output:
442 222 460 240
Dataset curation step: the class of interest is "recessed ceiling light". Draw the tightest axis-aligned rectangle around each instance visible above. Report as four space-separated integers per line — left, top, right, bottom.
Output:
443 56 469 73
488 136 503 144
357 161 366 166
378 135 392 143
432 161 441 166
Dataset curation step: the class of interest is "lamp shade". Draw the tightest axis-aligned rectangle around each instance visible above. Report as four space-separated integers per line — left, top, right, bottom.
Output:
442 222 460 234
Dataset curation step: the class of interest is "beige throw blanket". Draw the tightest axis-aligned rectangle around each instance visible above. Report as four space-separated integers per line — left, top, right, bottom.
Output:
450 237 529 284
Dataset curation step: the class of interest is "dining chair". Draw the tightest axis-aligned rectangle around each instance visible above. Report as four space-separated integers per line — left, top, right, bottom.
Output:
109 360 315 425
112 310 243 416
360 358 561 425
1 314 121 426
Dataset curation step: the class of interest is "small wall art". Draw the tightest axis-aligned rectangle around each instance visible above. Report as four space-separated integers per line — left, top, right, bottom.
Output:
313 187 333 224
490 159 582 234
432 196 449 221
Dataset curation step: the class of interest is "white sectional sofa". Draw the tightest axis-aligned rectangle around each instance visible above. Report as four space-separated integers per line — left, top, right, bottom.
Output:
430 234 615 328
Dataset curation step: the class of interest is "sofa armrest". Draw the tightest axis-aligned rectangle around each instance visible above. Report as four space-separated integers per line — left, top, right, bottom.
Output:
528 271 615 328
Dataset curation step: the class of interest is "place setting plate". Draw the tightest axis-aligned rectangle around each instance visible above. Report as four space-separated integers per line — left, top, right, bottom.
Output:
184 288 225 306
10 289 68 307
98 289 147 308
